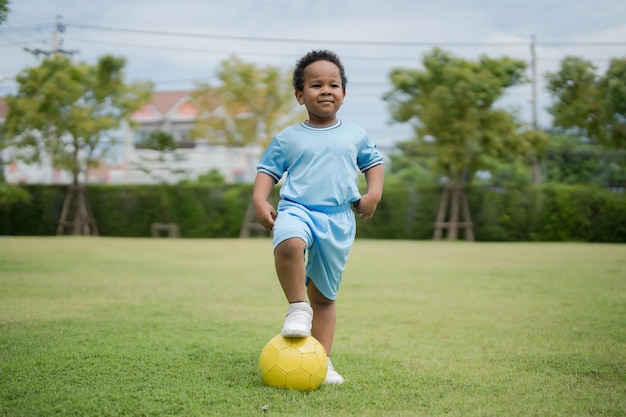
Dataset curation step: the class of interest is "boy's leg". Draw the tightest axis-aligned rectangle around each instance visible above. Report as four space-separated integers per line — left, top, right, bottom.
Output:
275 237 313 337
307 280 336 355
308 281 344 384
274 237 307 303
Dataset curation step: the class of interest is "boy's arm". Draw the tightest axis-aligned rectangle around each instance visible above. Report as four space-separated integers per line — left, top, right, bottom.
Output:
354 164 384 221
252 172 278 230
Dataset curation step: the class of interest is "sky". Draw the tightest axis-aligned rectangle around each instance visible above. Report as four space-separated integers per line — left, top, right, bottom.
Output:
1 0 625 149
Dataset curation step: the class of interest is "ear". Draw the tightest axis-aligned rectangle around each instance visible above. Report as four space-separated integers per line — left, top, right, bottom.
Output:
295 90 304 105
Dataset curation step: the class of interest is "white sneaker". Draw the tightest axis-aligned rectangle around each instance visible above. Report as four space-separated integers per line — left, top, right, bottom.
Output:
325 358 345 385
281 302 313 338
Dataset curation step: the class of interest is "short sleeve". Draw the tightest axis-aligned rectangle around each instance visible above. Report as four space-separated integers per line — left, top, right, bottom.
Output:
356 135 384 173
256 137 287 183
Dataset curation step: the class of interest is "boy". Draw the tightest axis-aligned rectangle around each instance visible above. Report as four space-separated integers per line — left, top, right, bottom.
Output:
253 50 384 384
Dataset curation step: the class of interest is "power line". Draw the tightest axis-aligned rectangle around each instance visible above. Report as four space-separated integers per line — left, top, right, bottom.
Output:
63 36 427 62
6 22 624 64
61 36 623 66
67 23 626 47
0 23 55 31
22 16 78 59
0 38 48 47
538 41 626 46
0 22 50 47
64 24 523 47
64 36 302 57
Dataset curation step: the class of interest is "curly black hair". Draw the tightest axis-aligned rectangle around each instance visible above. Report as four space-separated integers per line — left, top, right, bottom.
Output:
292 50 348 92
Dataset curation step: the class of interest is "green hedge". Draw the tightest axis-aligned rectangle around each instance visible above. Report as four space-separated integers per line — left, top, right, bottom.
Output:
2 184 625 242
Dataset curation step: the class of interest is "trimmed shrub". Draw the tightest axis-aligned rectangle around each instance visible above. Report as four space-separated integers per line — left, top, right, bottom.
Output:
3 184 625 242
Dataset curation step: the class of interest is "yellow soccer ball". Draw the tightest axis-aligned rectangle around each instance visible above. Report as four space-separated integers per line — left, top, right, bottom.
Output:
259 334 328 391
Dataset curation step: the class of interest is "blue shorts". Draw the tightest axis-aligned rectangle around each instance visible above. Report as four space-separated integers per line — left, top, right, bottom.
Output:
272 199 356 301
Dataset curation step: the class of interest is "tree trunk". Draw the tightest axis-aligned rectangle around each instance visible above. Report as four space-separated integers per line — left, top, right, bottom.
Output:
433 183 474 241
530 154 541 185
239 198 271 238
56 185 99 236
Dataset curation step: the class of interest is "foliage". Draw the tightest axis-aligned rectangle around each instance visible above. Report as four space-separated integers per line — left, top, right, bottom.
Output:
191 56 306 147
3 55 152 185
543 132 626 187
545 56 626 149
479 159 533 187
384 141 441 185
355 181 441 239
89 184 255 238
534 185 626 242
1 238 625 416
177 169 226 186
0 182 30 207
384 48 549 185
131 130 192 184
196 169 225 185
0 0 8 25
1 185 64 235
135 130 179 151
3 184 625 242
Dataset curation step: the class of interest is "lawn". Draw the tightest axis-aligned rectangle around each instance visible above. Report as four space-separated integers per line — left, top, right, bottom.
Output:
0 237 625 416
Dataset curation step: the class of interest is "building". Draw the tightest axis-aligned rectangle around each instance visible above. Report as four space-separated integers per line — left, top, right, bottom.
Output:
120 90 261 184
1 91 263 185
129 89 200 148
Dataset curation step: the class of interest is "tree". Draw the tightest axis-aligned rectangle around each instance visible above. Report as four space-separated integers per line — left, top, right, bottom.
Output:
0 0 8 25
545 56 626 149
132 130 190 184
0 0 24 216
384 48 548 240
3 54 152 234
191 56 305 147
543 131 626 187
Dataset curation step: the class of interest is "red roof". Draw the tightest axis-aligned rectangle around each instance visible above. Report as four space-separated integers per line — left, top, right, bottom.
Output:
0 90 218 121
132 89 220 120
151 90 195 115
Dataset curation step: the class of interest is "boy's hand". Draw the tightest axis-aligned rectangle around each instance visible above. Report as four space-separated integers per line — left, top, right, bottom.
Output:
353 193 379 222
254 200 277 230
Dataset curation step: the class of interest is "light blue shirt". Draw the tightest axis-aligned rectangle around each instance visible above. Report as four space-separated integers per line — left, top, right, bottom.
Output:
257 120 383 208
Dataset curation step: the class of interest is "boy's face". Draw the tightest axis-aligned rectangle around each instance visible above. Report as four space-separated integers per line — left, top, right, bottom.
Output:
295 60 346 127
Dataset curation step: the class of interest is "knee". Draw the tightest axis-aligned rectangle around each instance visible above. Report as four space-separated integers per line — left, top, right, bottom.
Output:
275 238 306 260
310 295 334 308
308 285 335 307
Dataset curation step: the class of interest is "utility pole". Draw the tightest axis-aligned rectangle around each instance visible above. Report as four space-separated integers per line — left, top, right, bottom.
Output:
51 14 61 53
20 15 95 235
529 35 541 185
530 35 538 131
24 15 78 58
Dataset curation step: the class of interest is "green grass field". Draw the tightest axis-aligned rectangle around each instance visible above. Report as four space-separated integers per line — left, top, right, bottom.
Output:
0 237 625 416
